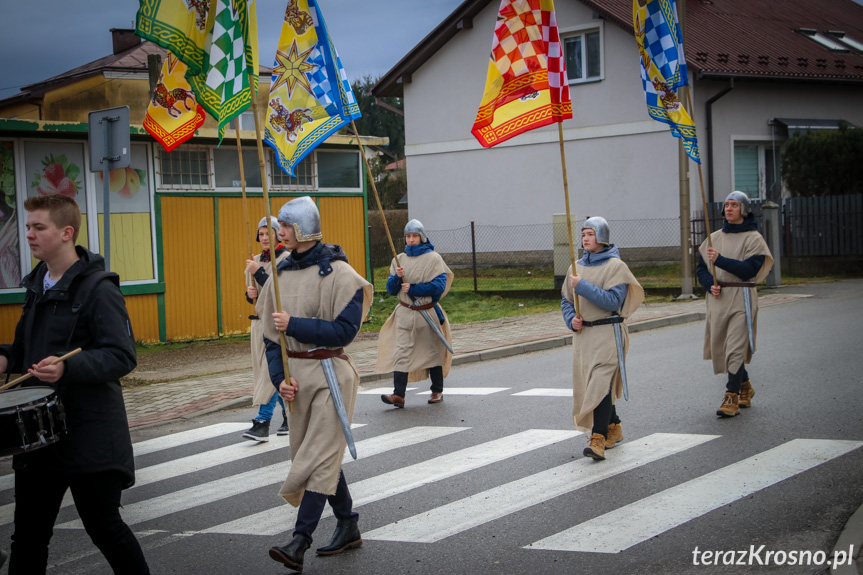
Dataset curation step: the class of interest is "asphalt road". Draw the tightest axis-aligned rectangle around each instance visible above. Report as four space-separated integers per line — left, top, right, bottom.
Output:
1 280 861 575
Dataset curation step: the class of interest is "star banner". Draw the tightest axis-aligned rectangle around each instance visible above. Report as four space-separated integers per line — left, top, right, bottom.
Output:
264 0 361 176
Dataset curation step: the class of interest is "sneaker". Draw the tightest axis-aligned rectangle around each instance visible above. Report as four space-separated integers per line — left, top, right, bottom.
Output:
428 392 443 404
716 392 740 417
277 415 289 436
583 433 606 460
605 423 623 449
739 380 755 408
242 419 270 442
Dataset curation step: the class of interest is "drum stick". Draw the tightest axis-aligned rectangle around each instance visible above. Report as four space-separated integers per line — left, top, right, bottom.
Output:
0 348 83 391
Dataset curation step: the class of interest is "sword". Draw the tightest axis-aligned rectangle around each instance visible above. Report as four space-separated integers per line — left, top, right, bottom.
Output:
318 354 357 460
742 286 755 354
612 321 629 401
413 299 454 354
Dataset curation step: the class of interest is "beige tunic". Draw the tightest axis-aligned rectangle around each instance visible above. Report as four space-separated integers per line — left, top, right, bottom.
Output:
698 229 773 375
257 258 373 506
562 259 644 433
249 250 289 406
375 251 454 383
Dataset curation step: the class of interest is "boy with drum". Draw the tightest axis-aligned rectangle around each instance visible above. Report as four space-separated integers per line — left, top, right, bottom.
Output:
0 195 149 574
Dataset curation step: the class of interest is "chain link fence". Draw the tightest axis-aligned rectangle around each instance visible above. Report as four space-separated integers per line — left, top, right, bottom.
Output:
369 218 689 292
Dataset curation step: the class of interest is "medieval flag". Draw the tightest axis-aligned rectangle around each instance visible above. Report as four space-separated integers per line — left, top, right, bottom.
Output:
471 0 572 148
143 52 207 153
186 0 258 141
135 0 212 74
136 0 258 142
264 0 361 176
633 0 700 163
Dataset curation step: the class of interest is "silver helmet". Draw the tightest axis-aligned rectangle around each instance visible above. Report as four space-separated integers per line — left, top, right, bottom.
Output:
582 216 610 246
278 196 322 242
255 216 279 243
725 191 751 218
404 219 427 243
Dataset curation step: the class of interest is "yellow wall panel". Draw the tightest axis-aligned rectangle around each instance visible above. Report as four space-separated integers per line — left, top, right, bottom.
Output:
96 213 154 281
161 197 218 340
125 294 160 343
319 196 367 279
0 304 21 342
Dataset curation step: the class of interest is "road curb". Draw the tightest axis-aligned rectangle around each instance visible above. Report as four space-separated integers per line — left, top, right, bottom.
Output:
358 311 704 388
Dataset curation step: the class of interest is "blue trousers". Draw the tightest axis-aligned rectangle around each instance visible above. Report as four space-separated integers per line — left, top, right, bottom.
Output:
256 389 286 422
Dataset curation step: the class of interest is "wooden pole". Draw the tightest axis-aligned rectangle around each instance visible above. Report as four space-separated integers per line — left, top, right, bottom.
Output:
558 123 581 318
684 89 718 287
249 73 292 412
0 348 82 391
235 126 254 260
350 119 400 268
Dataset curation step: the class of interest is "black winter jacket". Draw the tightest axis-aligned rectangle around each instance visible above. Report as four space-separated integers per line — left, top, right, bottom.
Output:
0 247 137 487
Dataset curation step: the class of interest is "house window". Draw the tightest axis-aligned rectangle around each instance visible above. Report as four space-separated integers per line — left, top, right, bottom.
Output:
271 152 315 189
796 29 849 52
158 148 211 188
0 140 20 290
212 146 262 189
317 151 360 189
733 143 781 201
827 31 863 52
563 29 601 83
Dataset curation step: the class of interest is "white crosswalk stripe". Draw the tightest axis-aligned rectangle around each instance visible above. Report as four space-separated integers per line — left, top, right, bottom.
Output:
528 438 863 554
363 432 718 543
202 428 578 536
512 388 572 397
56 425 469 530
0 422 251 493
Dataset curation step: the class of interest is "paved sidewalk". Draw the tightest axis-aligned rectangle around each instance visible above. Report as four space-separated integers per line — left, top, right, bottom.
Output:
122 291 806 428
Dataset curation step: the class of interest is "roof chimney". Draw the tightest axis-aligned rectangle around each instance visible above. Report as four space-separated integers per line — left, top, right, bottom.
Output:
111 28 141 54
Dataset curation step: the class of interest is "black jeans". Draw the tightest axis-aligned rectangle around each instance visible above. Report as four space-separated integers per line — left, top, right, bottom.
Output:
294 470 358 543
591 391 621 439
393 366 444 397
10 468 149 575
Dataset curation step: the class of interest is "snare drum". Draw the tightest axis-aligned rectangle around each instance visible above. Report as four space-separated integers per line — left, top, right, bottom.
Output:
0 386 67 456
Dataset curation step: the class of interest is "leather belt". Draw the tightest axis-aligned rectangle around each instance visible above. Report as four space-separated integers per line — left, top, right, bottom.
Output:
718 281 755 288
287 348 349 362
399 301 437 311
582 315 624 327
249 315 259 320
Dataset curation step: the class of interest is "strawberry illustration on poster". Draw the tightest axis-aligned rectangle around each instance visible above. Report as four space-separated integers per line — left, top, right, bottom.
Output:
25 142 88 212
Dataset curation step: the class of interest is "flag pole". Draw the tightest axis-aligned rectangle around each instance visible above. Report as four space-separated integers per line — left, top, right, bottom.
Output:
683 89 718 288
235 126 254 261
557 123 581 318
249 73 292 412
350 119 400 269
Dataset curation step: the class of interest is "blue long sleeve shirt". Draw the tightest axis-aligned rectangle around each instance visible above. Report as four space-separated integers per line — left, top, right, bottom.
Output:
560 245 629 331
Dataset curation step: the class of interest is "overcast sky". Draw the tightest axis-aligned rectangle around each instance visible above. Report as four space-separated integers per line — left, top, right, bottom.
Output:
0 0 465 101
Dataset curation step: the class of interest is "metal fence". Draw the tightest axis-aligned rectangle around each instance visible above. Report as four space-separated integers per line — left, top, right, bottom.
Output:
369 218 685 292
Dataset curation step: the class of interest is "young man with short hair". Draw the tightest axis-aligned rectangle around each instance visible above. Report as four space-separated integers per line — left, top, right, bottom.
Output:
0 194 149 575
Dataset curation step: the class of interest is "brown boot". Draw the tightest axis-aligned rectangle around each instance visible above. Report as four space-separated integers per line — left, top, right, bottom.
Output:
739 380 755 408
381 394 405 408
716 392 740 417
605 423 623 449
428 392 443 404
583 433 606 460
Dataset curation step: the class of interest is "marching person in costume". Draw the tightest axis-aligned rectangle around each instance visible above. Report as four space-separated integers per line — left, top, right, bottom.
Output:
377 219 454 408
259 197 373 572
696 191 773 418
561 217 644 461
242 216 289 442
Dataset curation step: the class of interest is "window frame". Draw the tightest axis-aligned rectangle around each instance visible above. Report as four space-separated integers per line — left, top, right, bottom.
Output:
269 150 317 191
315 149 363 193
155 145 213 190
560 22 605 85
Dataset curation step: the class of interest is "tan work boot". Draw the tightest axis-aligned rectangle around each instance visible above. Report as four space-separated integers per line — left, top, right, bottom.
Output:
716 392 740 417
583 433 606 460
605 423 623 449
739 380 755 408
